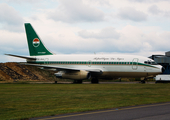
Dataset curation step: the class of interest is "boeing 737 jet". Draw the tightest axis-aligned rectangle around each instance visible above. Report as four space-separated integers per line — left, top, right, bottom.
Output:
6 23 162 83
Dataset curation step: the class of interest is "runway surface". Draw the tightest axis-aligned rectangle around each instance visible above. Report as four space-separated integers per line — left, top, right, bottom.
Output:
29 81 155 84
31 102 170 120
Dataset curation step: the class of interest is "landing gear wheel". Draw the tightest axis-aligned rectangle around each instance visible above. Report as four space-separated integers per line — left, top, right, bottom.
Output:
91 78 99 84
73 80 82 84
141 80 145 84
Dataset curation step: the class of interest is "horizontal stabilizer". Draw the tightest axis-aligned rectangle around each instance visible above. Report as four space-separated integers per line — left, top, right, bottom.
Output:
5 54 36 61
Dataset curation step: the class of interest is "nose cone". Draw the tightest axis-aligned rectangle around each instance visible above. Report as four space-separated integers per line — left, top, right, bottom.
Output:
159 65 164 73
162 66 165 73
155 65 163 74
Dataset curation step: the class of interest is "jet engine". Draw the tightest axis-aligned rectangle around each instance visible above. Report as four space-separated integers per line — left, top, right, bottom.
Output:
54 70 91 80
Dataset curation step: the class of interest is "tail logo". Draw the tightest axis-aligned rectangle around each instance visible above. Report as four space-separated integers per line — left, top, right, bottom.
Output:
33 38 40 47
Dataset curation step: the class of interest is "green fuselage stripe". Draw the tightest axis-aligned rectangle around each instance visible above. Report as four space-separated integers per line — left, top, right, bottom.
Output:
28 61 158 68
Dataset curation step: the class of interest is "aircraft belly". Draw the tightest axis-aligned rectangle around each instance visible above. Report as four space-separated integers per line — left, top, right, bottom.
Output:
95 65 161 79
99 71 159 79
44 64 161 79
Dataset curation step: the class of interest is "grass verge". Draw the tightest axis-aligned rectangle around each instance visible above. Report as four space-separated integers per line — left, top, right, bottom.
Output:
0 83 170 120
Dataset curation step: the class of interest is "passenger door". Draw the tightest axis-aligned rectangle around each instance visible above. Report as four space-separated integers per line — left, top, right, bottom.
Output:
132 58 139 70
87 60 91 67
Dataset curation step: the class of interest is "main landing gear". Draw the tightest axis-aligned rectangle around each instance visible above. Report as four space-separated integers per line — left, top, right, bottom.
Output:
91 77 99 84
73 80 83 84
73 78 99 84
140 80 146 84
140 78 147 84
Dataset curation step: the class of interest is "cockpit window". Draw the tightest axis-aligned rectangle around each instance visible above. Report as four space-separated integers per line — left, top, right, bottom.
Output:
144 60 158 65
151 62 158 65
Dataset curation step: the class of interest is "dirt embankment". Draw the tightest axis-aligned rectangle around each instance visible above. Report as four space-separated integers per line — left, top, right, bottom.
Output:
0 62 58 82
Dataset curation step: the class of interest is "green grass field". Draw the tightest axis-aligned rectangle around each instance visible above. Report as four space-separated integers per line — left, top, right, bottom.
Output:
0 83 170 120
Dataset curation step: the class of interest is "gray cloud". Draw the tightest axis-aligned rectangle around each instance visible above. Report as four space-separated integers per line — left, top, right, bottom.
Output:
1 0 42 4
129 0 169 3
117 7 147 22
78 27 120 39
148 5 162 15
48 0 105 23
0 3 24 32
148 5 170 18
152 31 170 51
164 11 170 18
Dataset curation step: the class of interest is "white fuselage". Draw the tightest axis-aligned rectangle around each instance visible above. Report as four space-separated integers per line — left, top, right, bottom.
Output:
28 54 162 79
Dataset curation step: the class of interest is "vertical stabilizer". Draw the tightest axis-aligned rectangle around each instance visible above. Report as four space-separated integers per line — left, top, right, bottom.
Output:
25 23 53 56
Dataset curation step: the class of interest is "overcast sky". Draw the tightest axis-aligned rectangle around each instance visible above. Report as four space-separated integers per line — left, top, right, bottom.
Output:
0 0 170 62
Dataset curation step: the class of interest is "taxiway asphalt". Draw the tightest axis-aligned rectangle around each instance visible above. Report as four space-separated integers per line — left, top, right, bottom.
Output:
30 102 170 120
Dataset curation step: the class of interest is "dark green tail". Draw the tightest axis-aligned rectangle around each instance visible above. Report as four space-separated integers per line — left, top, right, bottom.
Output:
25 23 53 56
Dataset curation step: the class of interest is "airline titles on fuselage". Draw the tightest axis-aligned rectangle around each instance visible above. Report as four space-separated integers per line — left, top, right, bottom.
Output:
93 57 124 61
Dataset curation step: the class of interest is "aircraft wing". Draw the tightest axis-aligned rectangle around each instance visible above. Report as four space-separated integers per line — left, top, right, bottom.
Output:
23 63 102 73
5 54 102 73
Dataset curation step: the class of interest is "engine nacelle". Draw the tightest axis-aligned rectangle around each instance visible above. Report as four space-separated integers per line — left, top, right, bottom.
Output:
54 70 91 80
40 67 57 71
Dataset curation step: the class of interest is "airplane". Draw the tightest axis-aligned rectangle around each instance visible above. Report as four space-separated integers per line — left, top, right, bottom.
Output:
5 23 163 83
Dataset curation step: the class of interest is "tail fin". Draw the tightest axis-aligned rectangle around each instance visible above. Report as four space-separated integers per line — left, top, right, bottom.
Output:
25 23 53 56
